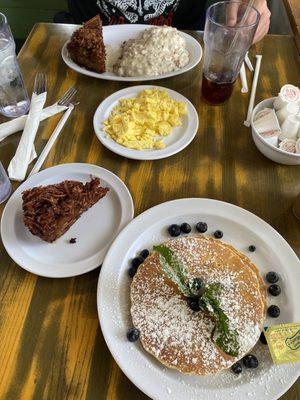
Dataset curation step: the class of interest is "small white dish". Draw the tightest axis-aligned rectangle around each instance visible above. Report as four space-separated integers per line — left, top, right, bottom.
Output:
61 24 202 82
251 98 300 165
1 163 134 278
93 85 199 160
98 198 300 400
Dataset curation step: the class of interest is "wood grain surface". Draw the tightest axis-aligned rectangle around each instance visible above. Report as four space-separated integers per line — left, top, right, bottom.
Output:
0 23 299 400
284 0 300 52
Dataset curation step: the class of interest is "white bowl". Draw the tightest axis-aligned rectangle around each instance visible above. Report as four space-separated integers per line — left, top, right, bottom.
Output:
251 98 300 165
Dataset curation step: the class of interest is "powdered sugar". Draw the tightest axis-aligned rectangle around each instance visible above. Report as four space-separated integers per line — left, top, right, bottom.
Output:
130 236 266 375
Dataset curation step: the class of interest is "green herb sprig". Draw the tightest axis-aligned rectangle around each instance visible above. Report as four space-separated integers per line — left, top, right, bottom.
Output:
199 283 239 357
154 244 194 297
154 244 240 357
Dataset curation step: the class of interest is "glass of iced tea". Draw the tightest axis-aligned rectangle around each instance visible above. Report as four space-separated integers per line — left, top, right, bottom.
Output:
202 1 260 105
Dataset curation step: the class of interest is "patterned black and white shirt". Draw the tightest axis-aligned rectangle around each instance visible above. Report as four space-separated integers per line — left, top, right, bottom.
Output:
68 0 206 30
96 0 180 25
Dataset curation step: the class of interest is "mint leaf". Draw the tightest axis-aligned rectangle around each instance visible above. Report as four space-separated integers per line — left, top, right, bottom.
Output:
199 283 239 357
215 330 239 357
153 244 193 297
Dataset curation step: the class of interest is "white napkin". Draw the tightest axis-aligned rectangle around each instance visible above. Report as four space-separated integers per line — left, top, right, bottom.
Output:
0 102 67 142
8 92 47 181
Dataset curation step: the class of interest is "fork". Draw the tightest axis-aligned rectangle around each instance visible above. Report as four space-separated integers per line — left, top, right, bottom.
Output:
28 89 78 178
57 87 77 106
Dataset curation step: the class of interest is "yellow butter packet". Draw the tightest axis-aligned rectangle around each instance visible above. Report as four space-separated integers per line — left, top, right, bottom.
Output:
265 323 300 365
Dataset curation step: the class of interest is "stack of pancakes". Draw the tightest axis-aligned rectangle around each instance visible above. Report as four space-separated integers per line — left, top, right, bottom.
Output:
130 235 267 375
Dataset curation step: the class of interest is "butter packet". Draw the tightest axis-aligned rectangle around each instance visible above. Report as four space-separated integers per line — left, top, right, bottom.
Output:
265 323 300 365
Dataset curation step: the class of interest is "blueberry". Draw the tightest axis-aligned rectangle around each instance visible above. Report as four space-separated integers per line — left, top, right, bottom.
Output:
243 354 259 369
140 249 149 259
189 278 205 295
131 256 144 269
231 362 242 374
180 223 191 234
127 328 140 342
168 224 181 237
248 245 256 252
267 305 280 318
128 266 137 278
259 331 267 345
266 271 279 284
213 230 223 239
187 297 200 312
196 222 208 233
268 284 281 297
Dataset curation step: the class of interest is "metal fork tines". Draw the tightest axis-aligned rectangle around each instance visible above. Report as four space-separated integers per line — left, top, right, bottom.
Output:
33 73 46 95
58 87 77 107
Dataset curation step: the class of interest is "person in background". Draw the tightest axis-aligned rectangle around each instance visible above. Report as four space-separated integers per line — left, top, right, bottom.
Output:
55 0 271 43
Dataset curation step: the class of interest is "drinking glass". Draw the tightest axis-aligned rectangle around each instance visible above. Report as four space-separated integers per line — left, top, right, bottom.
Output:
0 12 30 118
201 1 260 105
0 161 12 203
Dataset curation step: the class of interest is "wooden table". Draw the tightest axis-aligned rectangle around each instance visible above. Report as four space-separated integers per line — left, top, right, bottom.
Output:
0 23 299 400
284 0 300 52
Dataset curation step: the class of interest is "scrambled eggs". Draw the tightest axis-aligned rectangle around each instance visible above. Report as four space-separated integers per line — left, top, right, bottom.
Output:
103 88 187 150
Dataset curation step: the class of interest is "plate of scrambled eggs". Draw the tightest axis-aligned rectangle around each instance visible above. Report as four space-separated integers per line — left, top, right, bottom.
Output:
93 86 199 160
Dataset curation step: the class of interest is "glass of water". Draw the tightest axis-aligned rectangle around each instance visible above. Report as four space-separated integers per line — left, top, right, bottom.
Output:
201 1 260 105
0 161 12 203
0 12 30 118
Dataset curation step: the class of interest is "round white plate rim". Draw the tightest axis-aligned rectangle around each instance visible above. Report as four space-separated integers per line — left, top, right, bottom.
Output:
97 198 300 400
1 163 134 278
93 85 199 160
61 24 202 82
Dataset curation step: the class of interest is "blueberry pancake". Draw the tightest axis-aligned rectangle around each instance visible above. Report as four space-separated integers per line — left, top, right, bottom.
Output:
130 235 266 375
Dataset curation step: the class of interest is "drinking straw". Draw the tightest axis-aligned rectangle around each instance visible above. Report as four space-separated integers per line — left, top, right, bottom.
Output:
245 51 254 72
244 54 262 127
239 62 248 93
228 0 255 53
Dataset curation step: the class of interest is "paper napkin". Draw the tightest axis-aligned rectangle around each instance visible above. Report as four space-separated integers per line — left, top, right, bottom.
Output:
0 103 67 142
8 92 47 181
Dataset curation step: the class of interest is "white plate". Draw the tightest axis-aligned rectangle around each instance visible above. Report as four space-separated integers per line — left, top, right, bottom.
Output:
98 198 300 400
93 85 199 160
1 163 134 278
61 24 202 82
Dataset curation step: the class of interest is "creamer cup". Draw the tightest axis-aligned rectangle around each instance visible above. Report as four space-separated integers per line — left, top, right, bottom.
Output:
260 130 280 147
276 102 299 125
274 84 300 110
279 115 300 141
280 84 300 102
254 108 273 122
274 95 289 111
279 138 296 153
254 109 281 134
